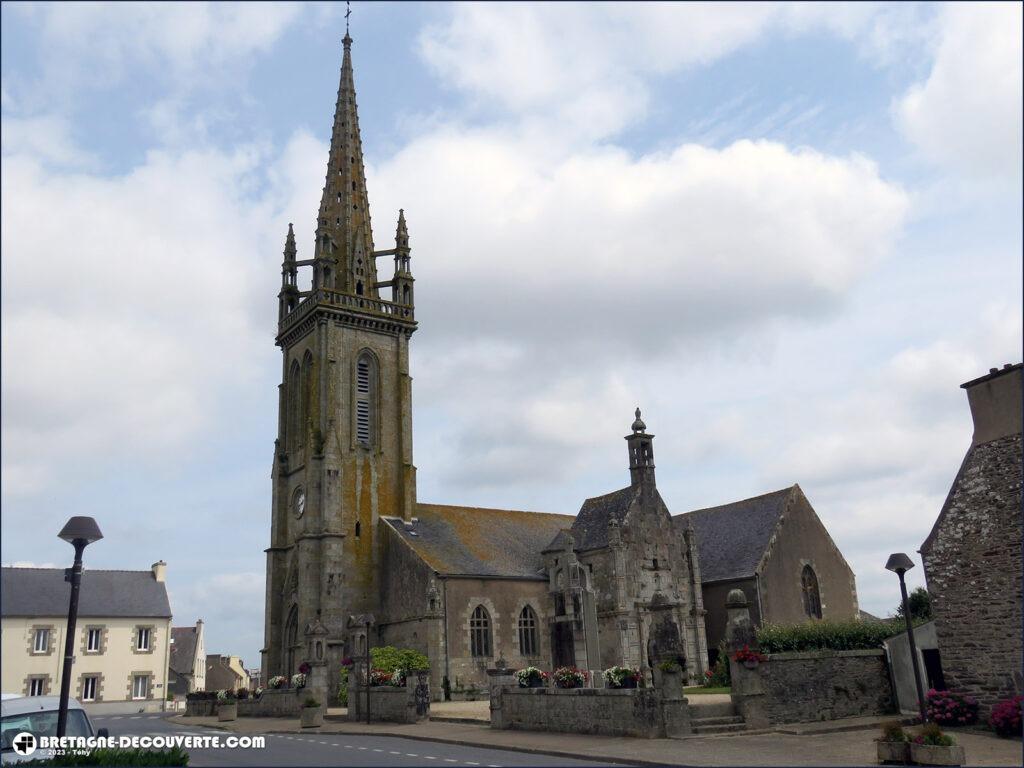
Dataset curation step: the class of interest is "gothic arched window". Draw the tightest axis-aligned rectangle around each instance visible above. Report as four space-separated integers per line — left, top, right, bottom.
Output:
285 605 299 678
301 352 314 447
518 606 539 657
355 352 376 447
469 605 492 658
801 565 822 619
288 360 301 450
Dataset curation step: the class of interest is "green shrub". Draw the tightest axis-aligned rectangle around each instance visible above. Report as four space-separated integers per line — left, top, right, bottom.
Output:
337 674 349 706
878 720 908 743
756 618 901 653
370 646 429 675
23 747 189 765
704 642 731 688
304 697 321 708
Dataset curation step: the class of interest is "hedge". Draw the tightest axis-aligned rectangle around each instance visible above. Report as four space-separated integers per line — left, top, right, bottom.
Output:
369 646 429 674
756 618 904 653
23 747 189 766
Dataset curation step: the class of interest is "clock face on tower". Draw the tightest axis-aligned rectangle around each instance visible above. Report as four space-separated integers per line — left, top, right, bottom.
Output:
294 489 306 518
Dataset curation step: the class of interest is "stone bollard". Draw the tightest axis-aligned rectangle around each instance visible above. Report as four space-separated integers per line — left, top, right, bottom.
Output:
725 588 769 729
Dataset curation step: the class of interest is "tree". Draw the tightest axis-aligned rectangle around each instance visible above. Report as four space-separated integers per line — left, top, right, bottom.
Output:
896 587 932 622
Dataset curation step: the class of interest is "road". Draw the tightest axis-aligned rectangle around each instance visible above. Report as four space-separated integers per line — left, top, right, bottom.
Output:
91 714 615 767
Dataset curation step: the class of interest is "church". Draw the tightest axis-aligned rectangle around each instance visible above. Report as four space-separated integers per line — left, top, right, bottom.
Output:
261 33 860 697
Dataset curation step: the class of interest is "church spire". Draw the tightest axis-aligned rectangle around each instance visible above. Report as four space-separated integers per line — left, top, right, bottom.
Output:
314 31 377 298
392 208 414 307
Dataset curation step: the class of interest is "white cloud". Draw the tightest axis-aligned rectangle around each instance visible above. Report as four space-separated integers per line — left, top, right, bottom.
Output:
896 2 1023 180
418 3 936 140
372 129 908 362
0 130 329 495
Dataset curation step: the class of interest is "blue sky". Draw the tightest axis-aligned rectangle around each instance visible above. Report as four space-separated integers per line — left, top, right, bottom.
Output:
2 2 1021 671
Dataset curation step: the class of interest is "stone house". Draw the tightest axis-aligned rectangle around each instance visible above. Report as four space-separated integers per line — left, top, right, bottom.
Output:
168 619 206 696
261 32 860 698
0 562 172 714
676 485 860 663
921 362 1022 716
206 654 250 693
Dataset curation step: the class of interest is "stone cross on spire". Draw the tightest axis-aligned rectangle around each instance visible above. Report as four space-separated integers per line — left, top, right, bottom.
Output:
314 26 378 298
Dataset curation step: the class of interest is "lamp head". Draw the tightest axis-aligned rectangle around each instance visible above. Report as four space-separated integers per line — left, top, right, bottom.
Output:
885 552 914 575
58 516 104 546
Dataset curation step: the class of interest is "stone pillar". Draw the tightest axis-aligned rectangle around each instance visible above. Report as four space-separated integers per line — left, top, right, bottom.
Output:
724 589 768 729
487 656 516 729
303 616 331 716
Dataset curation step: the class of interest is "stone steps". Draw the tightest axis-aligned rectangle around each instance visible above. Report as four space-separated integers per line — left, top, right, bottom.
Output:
691 716 747 735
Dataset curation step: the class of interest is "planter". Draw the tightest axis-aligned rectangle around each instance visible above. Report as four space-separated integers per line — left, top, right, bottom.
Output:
217 703 237 722
520 678 546 689
910 743 965 766
300 707 324 728
876 741 911 765
617 678 638 689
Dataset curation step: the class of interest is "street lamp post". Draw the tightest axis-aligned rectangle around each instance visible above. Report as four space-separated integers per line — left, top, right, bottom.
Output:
56 516 103 737
886 552 927 723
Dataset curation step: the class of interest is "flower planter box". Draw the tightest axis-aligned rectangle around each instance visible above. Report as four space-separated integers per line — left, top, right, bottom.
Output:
910 743 965 766
217 703 237 722
876 741 911 764
300 707 323 728
520 679 546 689
614 679 638 689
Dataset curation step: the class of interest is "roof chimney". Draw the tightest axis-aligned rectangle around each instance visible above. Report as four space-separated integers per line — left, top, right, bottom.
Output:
960 363 1022 446
151 560 167 582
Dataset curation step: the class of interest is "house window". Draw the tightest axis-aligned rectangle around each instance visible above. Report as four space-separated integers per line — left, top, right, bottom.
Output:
518 606 539 657
132 675 149 700
29 678 46 696
33 628 49 653
801 565 822 619
82 676 98 702
137 627 151 652
87 628 102 653
469 605 492 658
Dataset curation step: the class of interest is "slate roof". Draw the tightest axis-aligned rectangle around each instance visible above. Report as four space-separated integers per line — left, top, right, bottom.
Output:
570 485 640 551
673 486 795 583
1 567 172 618
169 626 199 675
383 503 574 579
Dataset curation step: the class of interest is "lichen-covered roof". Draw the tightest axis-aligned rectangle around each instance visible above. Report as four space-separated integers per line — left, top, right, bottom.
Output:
673 486 795 583
384 503 575 579
541 529 575 553
570 485 640 551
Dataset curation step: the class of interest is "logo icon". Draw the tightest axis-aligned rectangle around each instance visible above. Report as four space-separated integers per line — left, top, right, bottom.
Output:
12 732 37 756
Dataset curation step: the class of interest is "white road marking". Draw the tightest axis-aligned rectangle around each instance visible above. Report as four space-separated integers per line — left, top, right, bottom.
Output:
319 741 328 745
444 759 459 763
390 751 402 755
406 754 419 757
424 757 437 761
129 716 141 720
358 746 368 750
372 748 383 752
344 745 354 748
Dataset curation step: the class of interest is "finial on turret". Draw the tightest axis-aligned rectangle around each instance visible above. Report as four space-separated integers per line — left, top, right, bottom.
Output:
344 0 352 44
284 223 296 260
631 407 646 434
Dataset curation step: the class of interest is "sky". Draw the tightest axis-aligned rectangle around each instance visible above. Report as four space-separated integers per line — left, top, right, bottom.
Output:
2 2 1021 671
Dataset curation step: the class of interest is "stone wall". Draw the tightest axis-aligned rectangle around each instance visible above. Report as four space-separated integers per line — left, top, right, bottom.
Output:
186 689 307 718
348 672 429 724
922 431 1022 717
733 649 894 725
490 685 690 738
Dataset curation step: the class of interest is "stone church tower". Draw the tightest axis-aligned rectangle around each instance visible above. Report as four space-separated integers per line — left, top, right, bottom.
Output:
262 32 417 680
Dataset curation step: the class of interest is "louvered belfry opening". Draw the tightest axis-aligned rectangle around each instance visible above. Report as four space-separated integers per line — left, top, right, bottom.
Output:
356 355 373 446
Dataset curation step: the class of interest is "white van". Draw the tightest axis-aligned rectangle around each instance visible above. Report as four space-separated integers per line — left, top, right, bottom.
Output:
0 696 107 764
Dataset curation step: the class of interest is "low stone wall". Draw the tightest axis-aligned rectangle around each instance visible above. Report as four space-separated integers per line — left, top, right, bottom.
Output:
186 690 308 718
184 699 216 717
732 649 895 726
238 689 306 718
490 686 690 738
348 672 429 724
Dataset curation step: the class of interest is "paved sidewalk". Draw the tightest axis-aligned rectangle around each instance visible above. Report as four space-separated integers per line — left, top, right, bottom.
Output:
168 713 1022 766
